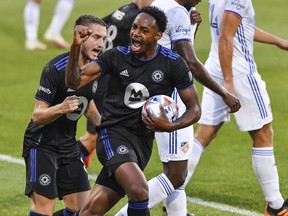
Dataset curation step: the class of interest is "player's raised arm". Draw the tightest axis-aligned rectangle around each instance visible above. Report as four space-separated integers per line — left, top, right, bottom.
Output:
66 25 102 89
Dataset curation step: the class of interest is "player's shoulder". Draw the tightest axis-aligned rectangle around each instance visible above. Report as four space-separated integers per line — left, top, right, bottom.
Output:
107 2 139 22
116 46 132 56
47 52 69 72
120 2 139 13
158 46 180 61
152 0 186 13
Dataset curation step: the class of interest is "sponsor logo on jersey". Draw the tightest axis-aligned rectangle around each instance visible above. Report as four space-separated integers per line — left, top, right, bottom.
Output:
120 69 129 77
152 70 164 82
66 96 88 121
129 89 143 101
124 83 149 109
231 0 245 10
39 174 51 186
38 86 51 94
180 142 190 153
175 26 190 35
117 145 129 154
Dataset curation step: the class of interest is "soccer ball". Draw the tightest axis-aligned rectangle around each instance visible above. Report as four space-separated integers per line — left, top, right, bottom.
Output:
142 95 179 122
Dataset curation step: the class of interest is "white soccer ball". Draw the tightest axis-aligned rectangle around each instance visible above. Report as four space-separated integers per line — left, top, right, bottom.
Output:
142 95 179 122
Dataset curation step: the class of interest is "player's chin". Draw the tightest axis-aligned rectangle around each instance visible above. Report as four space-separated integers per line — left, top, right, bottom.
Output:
89 49 101 59
131 44 142 53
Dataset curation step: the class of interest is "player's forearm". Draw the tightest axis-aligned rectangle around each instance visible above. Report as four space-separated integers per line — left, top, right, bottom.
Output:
174 41 228 98
191 61 228 97
254 26 280 45
66 44 82 89
171 103 201 131
85 102 101 126
32 104 63 125
170 86 201 131
219 36 233 82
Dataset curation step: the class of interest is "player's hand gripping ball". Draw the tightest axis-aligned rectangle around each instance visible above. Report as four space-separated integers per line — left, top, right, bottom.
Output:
142 95 179 122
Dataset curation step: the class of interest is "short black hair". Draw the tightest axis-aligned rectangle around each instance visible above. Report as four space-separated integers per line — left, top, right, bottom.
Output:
74 14 107 28
138 6 167 33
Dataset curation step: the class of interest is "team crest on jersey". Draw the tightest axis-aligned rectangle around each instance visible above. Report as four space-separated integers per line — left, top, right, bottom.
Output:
117 145 129 154
39 174 51 186
180 142 190 153
92 80 98 93
152 70 164 82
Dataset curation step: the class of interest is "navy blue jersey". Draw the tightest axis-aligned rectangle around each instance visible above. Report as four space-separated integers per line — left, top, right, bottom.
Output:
92 2 140 115
96 45 194 137
22 53 97 157
102 2 140 51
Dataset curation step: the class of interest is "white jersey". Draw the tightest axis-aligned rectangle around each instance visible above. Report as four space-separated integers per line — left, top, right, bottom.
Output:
151 0 196 162
152 0 196 49
205 0 257 79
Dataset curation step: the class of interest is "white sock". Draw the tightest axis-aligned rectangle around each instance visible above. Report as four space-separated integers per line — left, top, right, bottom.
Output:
148 173 175 208
24 0 40 43
115 173 175 216
185 138 205 185
46 0 74 36
164 188 187 216
252 147 284 209
160 138 204 215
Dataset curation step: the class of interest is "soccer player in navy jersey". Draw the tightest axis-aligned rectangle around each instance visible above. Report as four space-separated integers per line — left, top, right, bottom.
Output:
66 6 201 216
22 15 107 216
77 0 153 167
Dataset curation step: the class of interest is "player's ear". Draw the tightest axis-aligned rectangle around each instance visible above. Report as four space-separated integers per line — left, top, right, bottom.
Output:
155 31 162 41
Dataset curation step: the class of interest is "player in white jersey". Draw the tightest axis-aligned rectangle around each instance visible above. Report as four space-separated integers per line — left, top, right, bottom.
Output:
115 0 240 215
187 0 288 215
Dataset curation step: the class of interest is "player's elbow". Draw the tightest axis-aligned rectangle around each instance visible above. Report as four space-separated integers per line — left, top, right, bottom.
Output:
31 113 42 125
193 105 201 123
187 60 203 79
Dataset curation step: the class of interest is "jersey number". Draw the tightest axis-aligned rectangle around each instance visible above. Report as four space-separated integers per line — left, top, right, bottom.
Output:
209 3 220 36
103 25 118 51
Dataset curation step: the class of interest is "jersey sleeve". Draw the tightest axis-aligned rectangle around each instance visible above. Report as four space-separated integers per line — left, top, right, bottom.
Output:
172 57 194 91
166 7 193 43
224 0 249 18
35 64 59 105
95 48 117 75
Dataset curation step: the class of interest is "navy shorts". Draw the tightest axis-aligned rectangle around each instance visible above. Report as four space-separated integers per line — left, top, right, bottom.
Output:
96 126 153 197
24 148 90 199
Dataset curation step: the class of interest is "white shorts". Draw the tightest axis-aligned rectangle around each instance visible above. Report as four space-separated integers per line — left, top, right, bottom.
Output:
155 89 193 163
199 73 273 131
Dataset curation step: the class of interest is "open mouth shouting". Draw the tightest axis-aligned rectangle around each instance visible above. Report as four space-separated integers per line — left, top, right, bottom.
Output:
131 37 142 53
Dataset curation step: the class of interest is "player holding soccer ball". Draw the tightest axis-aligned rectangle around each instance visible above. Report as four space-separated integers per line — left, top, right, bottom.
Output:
117 0 240 215
66 6 201 216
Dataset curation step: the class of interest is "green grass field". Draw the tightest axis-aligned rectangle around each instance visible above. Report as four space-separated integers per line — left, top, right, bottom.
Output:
0 0 288 215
